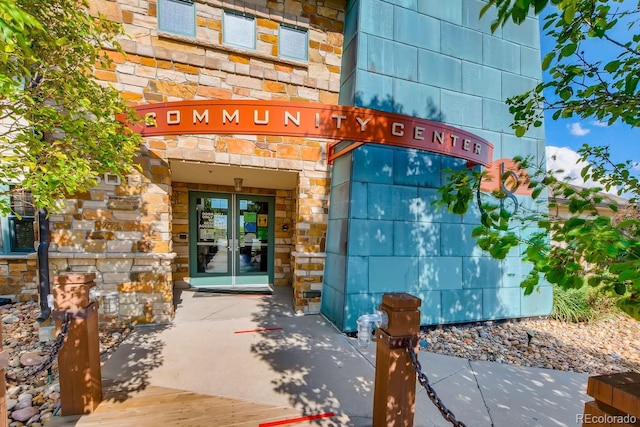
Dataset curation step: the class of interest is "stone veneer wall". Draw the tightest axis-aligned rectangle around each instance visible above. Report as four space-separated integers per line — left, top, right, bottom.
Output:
0 0 344 317
0 258 37 302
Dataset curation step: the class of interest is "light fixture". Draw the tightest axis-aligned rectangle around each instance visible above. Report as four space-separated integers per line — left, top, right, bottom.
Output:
234 177 243 192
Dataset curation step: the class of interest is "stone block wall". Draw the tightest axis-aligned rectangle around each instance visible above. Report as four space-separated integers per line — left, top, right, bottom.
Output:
0 0 345 317
0 258 37 302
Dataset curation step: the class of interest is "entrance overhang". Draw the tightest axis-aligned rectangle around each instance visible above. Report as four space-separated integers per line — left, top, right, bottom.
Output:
170 162 298 190
130 100 494 167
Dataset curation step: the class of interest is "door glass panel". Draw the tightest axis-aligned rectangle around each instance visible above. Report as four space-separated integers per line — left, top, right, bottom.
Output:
238 198 269 274
196 196 229 274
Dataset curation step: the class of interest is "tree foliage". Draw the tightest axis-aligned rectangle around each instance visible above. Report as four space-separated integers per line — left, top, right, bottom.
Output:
439 0 640 320
0 0 141 214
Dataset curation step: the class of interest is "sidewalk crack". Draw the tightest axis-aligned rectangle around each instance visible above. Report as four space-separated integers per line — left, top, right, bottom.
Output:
469 360 495 427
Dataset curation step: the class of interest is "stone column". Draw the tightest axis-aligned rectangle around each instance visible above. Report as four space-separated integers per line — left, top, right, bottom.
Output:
53 273 102 415
372 293 422 427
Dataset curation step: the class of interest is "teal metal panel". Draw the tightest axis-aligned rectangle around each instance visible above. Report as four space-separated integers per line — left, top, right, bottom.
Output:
326 219 348 255
440 89 483 128
344 292 383 332
417 187 463 224
462 0 502 36
502 72 538 99
394 150 442 188
414 290 443 325
482 98 513 133
394 7 440 52
418 0 462 25
462 62 502 100
360 0 394 39
350 181 368 219
348 219 394 256
417 50 462 91
391 79 442 120
521 45 542 79
367 36 418 81
368 256 418 292
462 256 503 288
367 183 394 220
346 256 369 293
501 259 533 288
354 70 394 110
441 224 479 256
483 36 520 74
503 17 540 49
324 253 347 293
328 181 350 220
441 22 482 63
352 145 394 184
441 289 483 322
331 151 352 187
391 185 420 220
392 0 417 10
483 287 522 318
394 221 440 256
418 257 463 290
520 285 553 316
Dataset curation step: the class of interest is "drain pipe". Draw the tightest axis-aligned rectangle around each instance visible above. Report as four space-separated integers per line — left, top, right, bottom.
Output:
36 208 51 323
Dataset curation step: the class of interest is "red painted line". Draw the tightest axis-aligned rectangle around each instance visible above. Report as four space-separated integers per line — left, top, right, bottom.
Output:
233 327 283 334
258 412 335 427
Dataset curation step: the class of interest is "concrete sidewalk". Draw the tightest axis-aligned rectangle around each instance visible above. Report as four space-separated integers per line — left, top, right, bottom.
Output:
101 288 590 426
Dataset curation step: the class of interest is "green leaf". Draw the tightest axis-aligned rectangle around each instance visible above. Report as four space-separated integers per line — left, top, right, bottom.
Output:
614 283 627 295
560 43 577 57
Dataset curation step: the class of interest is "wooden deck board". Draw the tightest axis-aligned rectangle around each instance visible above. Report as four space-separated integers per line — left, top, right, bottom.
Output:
45 385 315 427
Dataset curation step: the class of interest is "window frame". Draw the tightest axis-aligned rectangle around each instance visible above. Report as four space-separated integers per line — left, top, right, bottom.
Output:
0 185 36 255
278 24 309 62
222 10 257 51
158 0 196 38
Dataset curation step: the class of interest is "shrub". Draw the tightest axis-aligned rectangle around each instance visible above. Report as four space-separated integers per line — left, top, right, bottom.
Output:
551 285 616 323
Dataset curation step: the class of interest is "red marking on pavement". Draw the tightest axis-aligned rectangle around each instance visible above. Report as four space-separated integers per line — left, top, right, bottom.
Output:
233 327 283 334
258 412 335 426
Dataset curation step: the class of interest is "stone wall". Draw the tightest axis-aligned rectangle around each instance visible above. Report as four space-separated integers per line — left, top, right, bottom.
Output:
0 258 37 302
0 0 344 318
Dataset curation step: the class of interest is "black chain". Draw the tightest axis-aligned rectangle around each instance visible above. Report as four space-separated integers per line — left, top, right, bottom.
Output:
407 342 467 427
5 313 73 384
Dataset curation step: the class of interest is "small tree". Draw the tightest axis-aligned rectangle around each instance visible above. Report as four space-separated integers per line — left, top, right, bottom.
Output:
438 0 640 319
0 0 141 214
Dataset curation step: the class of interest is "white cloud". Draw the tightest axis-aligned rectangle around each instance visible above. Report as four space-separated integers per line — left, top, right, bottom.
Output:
546 146 591 186
567 122 591 136
591 120 608 127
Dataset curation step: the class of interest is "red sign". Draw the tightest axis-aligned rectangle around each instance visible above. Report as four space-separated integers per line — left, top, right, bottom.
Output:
132 100 494 167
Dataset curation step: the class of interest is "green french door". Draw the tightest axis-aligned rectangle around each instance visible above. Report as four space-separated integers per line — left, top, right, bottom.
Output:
189 192 275 287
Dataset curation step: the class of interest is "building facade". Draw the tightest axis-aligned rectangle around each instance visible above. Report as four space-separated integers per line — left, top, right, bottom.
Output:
0 0 552 330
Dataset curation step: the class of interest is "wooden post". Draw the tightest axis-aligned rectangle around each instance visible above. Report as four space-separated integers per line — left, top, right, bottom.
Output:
0 325 8 427
582 372 640 426
372 293 422 427
53 273 102 415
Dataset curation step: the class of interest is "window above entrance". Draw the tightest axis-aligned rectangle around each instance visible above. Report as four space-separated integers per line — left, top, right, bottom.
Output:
223 11 256 50
158 0 196 38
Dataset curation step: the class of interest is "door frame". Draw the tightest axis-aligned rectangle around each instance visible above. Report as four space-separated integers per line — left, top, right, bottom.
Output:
188 190 275 287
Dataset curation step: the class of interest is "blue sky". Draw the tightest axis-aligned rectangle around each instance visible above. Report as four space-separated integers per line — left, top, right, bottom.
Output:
538 3 640 190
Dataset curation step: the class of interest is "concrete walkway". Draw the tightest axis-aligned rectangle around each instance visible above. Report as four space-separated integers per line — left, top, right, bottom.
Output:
100 288 590 426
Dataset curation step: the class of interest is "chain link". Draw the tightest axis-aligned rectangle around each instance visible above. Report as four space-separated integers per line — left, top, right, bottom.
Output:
5 313 73 384
407 341 467 427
